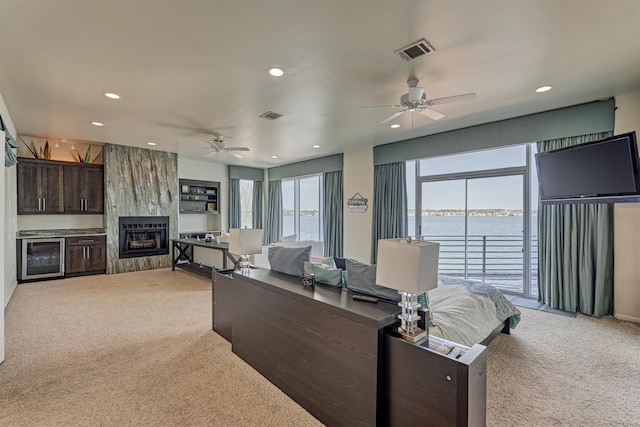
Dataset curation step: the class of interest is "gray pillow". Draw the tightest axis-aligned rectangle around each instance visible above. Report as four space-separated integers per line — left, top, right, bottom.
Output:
268 245 312 277
345 259 401 302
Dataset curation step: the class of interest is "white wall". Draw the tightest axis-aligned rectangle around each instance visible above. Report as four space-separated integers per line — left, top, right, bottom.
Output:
613 91 640 322
178 158 228 269
1 92 18 364
343 148 374 263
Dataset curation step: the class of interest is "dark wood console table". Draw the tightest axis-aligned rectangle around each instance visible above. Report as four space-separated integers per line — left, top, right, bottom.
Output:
171 238 237 277
216 268 488 427
230 268 398 427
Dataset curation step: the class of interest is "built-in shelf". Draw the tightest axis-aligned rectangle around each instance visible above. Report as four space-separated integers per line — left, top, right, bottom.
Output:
179 179 219 214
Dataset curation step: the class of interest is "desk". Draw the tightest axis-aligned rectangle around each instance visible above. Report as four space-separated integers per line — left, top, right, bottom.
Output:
171 238 237 277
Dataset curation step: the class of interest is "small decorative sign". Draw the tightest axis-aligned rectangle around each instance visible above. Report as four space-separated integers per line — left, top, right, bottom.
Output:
347 192 368 213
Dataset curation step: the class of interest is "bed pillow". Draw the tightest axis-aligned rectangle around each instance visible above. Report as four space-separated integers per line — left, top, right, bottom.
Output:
345 259 401 302
278 234 297 243
310 256 337 268
304 262 342 287
268 245 311 277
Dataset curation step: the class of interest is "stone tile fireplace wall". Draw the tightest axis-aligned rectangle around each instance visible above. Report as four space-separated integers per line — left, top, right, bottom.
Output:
104 144 178 273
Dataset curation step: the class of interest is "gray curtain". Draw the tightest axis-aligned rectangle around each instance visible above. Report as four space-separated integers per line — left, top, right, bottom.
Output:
371 162 407 263
323 171 343 257
252 180 263 229
538 132 614 317
265 180 282 244
229 178 241 229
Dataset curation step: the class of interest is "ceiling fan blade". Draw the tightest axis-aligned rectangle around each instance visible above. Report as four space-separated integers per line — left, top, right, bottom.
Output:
380 110 407 124
428 93 477 106
419 107 445 121
205 150 217 157
231 152 245 159
359 104 403 110
226 147 250 152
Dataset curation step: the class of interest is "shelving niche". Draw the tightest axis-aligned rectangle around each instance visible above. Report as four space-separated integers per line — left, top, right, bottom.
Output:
179 179 219 214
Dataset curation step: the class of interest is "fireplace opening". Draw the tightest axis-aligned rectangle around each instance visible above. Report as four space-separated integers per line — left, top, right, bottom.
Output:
119 216 169 259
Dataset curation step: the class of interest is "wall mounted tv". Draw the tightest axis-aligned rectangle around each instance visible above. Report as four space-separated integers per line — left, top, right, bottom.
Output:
535 131 640 204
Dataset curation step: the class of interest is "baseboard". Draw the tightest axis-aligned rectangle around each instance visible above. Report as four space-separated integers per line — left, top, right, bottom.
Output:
613 313 640 323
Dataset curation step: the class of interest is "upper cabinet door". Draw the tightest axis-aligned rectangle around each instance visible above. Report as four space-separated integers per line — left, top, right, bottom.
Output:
40 164 64 213
17 160 42 214
63 164 84 213
64 164 104 214
84 166 104 213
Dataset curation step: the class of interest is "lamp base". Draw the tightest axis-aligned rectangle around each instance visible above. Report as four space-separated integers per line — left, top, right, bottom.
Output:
398 327 427 343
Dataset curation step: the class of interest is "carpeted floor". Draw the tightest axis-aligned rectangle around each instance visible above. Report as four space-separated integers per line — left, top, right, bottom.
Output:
1 269 639 426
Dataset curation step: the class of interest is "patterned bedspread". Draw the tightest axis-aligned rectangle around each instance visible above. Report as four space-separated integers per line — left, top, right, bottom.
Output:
428 275 521 346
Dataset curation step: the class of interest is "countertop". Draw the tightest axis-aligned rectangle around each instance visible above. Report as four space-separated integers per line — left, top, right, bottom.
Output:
17 228 106 238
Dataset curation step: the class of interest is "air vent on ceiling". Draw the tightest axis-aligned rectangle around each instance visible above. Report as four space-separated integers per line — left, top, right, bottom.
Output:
395 38 435 61
259 111 283 120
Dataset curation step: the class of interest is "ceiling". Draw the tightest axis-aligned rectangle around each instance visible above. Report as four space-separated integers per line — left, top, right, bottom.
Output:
1 0 639 168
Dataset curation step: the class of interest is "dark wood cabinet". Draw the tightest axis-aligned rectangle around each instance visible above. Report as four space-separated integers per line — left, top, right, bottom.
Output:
212 270 234 342
17 158 104 215
17 159 64 214
63 163 104 213
65 235 106 277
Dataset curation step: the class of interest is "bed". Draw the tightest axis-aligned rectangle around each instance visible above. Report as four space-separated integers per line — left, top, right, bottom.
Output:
426 274 521 347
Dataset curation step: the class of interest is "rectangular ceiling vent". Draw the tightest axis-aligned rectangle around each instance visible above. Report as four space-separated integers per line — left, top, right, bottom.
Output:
259 111 283 120
395 38 435 61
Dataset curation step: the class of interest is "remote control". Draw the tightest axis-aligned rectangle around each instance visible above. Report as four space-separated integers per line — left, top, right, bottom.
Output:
352 294 378 303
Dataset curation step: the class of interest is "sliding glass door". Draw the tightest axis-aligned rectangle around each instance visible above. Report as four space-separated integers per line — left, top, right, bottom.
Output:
418 173 526 295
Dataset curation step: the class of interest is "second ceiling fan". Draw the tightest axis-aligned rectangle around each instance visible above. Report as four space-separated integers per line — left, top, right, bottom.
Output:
363 78 477 124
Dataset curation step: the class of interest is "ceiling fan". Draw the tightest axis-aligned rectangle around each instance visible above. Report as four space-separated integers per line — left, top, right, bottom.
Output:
362 78 476 124
205 136 250 159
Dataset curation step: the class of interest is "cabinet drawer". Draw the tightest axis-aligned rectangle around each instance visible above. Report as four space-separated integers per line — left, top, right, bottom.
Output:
66 235 106 246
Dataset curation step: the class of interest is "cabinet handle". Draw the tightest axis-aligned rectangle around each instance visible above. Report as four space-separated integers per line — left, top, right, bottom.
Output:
86 246 90 259
76 239 95 243
43 198 46 211
38 198 42 211
85 199 88 211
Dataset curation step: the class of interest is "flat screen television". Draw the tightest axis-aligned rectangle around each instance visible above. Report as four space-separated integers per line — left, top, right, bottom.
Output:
535 131 640 204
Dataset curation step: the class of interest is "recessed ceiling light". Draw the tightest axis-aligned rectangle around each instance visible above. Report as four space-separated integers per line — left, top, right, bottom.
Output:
312 144 320 148
390 124 400 129
91 121 104 126
147 142 156 146
535 85 553 93
104 92 120 99
271 155 279 159
268 67 285 77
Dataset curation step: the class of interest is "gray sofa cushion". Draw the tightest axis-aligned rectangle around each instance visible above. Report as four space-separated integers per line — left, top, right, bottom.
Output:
345 259 401 302
268 245 312 277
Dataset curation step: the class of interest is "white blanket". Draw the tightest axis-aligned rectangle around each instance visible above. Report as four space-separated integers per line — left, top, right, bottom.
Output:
428 283 502 347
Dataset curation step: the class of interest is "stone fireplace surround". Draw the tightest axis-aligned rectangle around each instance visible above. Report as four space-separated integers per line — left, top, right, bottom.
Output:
104 144 178 274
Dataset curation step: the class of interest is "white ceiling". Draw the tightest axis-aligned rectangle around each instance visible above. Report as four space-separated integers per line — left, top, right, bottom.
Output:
1 0 639 168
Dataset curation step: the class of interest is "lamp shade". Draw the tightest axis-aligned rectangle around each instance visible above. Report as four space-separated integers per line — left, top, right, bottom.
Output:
376 239 439 294
229 228 263 255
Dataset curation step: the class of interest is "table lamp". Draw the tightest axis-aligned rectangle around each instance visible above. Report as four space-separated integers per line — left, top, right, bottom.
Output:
376 238 439 343
229 228 264 273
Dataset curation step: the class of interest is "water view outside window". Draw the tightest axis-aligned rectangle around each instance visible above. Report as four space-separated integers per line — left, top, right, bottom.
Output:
282 175 322 241
239 179 253 228
408 144 538 298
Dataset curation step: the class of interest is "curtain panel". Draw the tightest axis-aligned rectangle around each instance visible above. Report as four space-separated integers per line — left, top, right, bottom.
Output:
228 178 241 229
537 132 614 317
252 180 263 230
371 162 408 263
322 170 343 257
265 180 283 244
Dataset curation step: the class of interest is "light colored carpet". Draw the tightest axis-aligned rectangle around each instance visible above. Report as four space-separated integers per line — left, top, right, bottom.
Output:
1 269 639 426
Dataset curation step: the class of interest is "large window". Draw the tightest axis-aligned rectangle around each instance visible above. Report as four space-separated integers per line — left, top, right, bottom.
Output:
282 175 322 241
407 144 538 298
239 179 253 228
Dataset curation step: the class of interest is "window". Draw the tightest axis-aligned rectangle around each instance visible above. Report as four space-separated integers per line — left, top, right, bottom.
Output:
281 175 322 241
239 179 253 228
407 144 538 298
